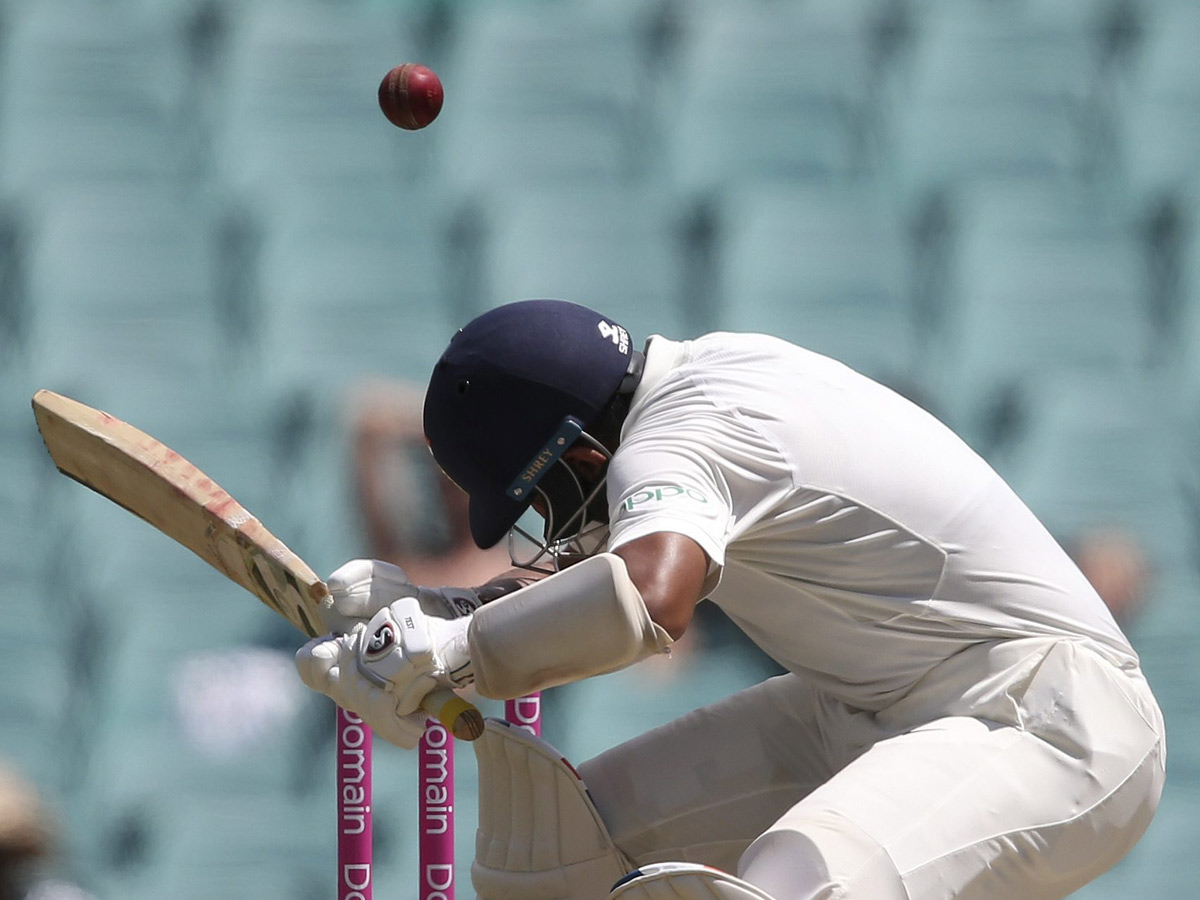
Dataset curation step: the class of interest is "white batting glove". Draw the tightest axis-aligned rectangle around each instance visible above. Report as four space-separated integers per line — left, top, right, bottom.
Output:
320 559 418 633
321 559 483 634
295 597 474 749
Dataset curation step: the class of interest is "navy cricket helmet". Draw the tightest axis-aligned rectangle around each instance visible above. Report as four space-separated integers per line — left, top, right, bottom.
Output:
423 299 641 549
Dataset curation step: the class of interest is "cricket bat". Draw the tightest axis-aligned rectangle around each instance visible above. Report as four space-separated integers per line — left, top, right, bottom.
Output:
32 388 484 741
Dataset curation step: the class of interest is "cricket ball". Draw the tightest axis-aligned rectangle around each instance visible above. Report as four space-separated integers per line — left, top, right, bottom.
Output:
378 63 444 130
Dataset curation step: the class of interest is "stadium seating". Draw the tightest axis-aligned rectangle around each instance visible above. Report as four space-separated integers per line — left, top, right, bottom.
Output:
710 182 921 388
83 792 333 900
0 4 192 196
0 203 23 371
546 638 769 765
68 570 328 889
431 4 648 193
662 3 884 192
248 183 458 396
0 434 92 808
0 613 73 797
476 184 694 340
1116 3 1200 196
19 185 241 427
0 1 1197 895
888 3 1113 199
1001 371 1190 588
241 181 456 572
1177 191 1200 400
211 2 426 197
929 182 1155 452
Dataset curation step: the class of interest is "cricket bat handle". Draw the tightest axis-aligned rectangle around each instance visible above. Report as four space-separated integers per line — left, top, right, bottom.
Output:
422 688 485 741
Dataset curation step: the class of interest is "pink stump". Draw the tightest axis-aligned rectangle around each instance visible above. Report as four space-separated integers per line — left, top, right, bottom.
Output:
420 718 455 900
337 708 373 900
505 693 542 736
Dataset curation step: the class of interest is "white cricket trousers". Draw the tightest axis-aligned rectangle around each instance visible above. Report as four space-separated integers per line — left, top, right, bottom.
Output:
578 637 1165 900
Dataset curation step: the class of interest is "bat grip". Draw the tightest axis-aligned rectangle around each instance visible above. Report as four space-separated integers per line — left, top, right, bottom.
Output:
421 688 485 741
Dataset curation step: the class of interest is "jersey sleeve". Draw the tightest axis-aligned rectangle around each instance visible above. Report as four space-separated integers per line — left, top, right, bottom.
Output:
604 348 798 569
604 442 734 566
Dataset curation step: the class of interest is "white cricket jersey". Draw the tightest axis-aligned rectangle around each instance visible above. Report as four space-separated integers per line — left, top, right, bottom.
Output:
605 333 1135 710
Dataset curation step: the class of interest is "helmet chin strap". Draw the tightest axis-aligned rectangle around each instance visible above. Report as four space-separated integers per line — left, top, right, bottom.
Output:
507 431 613 574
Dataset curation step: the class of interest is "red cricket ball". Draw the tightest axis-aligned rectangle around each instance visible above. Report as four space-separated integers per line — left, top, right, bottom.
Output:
378 63 444 131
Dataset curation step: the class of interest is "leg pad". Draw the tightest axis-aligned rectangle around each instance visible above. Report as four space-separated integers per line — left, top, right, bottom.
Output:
610 863 778 900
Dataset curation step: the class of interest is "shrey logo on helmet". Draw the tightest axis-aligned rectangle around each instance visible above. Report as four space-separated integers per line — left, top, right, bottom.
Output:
598 320 630 354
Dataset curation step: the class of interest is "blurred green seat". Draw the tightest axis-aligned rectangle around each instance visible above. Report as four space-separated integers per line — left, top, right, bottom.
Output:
73 586 331 884
662 4 881 191
890 3 1111 198
250 184 457 398
431 5 646 194
1116 4 1200 195
213 2 424 197
1179 199 1200 403
930 183 1154 451
85 791 332 900
478 184 693 340
711 183 921 388
0 3 190 195
0 594 74 796
245 184 461 568
1001 371 1191 624
545 625 773 765
22 186 239 427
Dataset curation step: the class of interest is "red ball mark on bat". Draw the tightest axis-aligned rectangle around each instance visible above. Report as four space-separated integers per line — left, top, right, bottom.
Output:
206 494 239 515
378 63 444 130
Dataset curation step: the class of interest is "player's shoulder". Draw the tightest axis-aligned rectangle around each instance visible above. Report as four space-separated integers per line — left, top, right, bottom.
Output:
688 330 843 371
672 332 868 404
691 329 797 353
627 330 835 426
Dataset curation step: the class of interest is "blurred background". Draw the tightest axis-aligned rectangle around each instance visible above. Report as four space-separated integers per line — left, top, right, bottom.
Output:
0 0 1197 897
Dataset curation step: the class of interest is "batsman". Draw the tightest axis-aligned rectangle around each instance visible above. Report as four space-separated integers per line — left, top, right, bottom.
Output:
296 299 1165 900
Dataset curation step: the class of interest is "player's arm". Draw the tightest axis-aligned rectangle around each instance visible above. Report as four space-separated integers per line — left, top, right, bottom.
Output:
315 558 544 632
466 533 711 698
473 567 547 603
464 544 705 699
297 549 683 713
296 535 708 744
611 531 710 640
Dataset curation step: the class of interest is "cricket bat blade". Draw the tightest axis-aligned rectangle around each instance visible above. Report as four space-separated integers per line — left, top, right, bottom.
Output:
32 388 483 741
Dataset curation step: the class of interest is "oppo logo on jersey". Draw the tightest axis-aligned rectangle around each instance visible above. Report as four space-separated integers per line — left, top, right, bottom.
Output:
597 320 630 354
623 485 709 510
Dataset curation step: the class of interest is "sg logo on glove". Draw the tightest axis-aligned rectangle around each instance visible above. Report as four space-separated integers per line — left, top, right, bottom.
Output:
365 621 398 660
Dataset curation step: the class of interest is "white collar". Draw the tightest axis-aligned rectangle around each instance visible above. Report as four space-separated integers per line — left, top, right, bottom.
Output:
624 335 686 426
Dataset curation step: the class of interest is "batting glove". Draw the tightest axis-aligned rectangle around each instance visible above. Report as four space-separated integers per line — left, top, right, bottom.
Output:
296 597 474 750
321 558 483 634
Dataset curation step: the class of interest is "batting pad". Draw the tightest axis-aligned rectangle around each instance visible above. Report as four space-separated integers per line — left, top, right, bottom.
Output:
469 553 672 700
610 863 777 900
473 719 633 900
